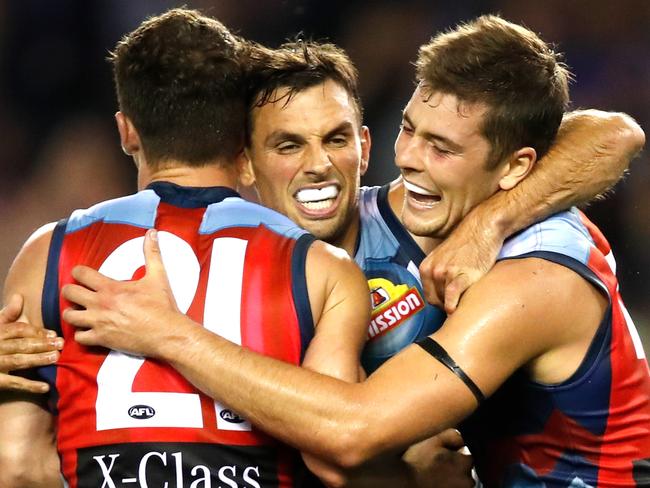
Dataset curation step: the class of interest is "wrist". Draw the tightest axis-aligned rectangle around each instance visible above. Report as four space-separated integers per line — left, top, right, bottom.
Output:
465 199 509 246
150 312 198 362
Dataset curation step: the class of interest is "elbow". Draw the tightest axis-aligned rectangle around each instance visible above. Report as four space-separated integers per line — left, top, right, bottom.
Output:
327 417 382 470
610 112 645 161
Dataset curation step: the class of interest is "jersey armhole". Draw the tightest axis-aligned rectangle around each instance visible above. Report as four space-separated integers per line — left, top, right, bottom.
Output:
291 233 316 362
39 218 67 412
499 250 610 300
41 218 67 337
500 250 613 386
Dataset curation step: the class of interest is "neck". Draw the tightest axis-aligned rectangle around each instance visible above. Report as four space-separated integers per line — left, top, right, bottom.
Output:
387 178 443 255
138 161 239 191
334 212 362 258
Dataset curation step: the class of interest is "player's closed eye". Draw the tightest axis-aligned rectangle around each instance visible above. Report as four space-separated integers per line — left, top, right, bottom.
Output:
277 141 301 154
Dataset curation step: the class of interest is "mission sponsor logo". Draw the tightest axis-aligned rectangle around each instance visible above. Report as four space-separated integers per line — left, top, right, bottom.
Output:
367 278 424 340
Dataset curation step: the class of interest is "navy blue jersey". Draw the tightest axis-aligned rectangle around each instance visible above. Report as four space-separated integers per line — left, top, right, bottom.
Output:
355 184 445 372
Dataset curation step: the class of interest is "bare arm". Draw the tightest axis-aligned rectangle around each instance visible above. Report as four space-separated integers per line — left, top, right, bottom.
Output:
420 110 645 312
63 230 604 471
0 224 63 487
293 241 370 487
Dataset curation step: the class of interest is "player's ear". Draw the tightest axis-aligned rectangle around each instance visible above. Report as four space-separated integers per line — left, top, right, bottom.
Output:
115 112 141 156
239 147 256 187
498 147 536 190
360 125 371 176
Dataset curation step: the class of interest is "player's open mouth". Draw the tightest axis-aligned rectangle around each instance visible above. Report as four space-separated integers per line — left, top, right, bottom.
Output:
403 179 441 208
294 184 341 217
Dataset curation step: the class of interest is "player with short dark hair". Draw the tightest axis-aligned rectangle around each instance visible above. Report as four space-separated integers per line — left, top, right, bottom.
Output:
0 8 370 487
239 33 642 374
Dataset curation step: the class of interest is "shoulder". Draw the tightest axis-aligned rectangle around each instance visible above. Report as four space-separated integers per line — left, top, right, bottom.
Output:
435 255 607 393
3 222 58 326
67 191 158 233
203 198 309 241
463 256 604 331
305 240 369 322
307 240 365 285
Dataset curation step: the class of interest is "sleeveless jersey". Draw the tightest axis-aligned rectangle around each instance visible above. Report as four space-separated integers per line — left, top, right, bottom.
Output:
356 185 446 372
41 182 317 488
460 208 650 487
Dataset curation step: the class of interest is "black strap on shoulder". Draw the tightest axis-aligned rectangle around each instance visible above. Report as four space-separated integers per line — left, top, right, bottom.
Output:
416 337 485 405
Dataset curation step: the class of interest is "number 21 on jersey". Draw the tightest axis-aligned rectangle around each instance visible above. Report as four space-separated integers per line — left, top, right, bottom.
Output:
95 231 252 432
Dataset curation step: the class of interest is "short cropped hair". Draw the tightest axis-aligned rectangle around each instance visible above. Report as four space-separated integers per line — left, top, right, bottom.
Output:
416 15 570 168
110 8 246 166
244 40 362 145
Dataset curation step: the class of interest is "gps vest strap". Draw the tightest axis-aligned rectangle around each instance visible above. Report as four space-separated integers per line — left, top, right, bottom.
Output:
416 337 485 405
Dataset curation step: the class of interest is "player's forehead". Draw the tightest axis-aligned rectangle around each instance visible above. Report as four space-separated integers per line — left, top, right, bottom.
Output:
250 80 361 138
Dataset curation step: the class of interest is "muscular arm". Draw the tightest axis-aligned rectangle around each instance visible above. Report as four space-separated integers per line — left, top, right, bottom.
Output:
421 110 645 312
64 231 606 471
293 241 370 486
0 224 63 487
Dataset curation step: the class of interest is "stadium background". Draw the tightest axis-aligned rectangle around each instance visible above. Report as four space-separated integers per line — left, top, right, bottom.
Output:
0 0 648 349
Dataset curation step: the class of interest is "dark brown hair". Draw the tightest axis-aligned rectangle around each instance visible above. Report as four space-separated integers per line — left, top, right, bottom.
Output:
110 8 246 166
416 15 570 168
244 40 362 145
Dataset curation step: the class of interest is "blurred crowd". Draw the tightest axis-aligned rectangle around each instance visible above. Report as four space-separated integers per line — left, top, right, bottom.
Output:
1 0 648 345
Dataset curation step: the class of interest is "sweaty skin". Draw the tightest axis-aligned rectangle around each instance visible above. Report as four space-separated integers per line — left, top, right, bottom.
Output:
62 229 610 469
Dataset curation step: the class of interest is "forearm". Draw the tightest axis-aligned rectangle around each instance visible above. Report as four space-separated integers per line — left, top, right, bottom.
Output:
0 394 62 487
156 314 378 467
477 110 645 239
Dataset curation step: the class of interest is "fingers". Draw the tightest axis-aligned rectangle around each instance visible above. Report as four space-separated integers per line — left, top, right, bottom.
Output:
73 328 99 347
444 274 470 315
0 320 54 341
0 348 59 372
62 307 97 329
71 265 110 291
143 229 168 282
419 259 444 308
435 428 466 451
0 374 51 394
61 283 98 310
0 335 63 356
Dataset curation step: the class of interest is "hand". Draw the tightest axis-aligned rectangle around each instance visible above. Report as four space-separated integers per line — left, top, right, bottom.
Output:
0 295 62 393
403 429 475 488
420 211 504 314
62 229 182 357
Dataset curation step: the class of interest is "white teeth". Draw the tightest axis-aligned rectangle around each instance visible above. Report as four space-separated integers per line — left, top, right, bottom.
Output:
403 179 436 196
296 185 339 203
301 200 334 210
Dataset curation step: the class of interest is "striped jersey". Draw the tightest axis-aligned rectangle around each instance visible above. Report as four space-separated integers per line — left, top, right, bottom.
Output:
461 208 650 487
41 181 317 488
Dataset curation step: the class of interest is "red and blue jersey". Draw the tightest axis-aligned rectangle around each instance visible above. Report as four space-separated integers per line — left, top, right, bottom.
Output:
461 208 650 487
40 182 317 488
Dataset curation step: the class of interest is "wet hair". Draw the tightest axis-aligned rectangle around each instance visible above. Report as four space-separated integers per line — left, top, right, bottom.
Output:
243 40 362 145
110 8 246 166
416 14 570 168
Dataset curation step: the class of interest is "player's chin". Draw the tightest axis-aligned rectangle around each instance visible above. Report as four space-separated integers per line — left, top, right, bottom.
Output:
402 211 441 237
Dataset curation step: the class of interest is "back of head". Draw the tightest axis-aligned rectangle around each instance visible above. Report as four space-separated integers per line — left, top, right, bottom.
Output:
244 40 362 144
416 15 570 167
111 8 245 166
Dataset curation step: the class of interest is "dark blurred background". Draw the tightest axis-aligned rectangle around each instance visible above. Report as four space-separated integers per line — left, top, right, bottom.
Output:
0 0 648 347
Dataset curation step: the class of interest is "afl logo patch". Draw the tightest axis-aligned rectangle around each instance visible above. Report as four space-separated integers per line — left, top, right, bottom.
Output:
128 405 156 419
220 409 246 424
